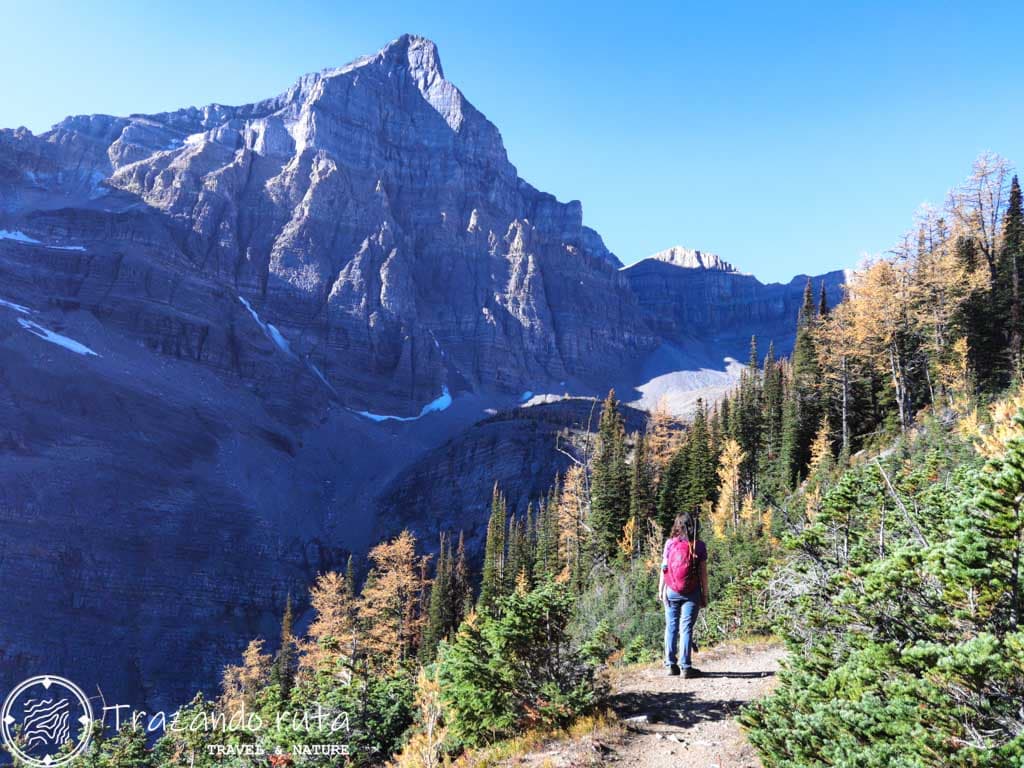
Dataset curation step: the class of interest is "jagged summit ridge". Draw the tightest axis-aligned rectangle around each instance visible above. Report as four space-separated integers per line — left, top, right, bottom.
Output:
645 245 738 272
2 34 644 414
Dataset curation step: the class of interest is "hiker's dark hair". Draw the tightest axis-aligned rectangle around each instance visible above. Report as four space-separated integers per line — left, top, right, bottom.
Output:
670 511 699 542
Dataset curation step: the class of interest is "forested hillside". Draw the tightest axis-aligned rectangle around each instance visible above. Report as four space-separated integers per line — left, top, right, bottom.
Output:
36 154 1024 767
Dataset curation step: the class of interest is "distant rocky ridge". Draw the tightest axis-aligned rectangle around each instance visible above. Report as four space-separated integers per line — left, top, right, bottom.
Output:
623 254 845 355
645 245 738 273
0 34 843 713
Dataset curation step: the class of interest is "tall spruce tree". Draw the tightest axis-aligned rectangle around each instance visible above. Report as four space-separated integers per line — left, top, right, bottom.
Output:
421 534 454 662
505 513 531 588
629 431 655 536
478 484 507 613
734 336 763 493
762 341 783 469
453 531 472 619
270 594 296 700
956 235 1003 389
344 554 356 597
779 280 822 487
709 403 724 457
589 390 631 560
658 441 689 533
534 489 561 582
997 174 1024 376
676 399 716 516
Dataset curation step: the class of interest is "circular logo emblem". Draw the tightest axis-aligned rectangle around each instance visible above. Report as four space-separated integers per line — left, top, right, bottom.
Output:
1 676 93 767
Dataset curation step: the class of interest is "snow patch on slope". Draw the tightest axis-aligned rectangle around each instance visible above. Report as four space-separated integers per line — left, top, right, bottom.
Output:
18 319 99 356
0 229 87 251
238 296 294 357
356 386 453 423
309 362 338 395
0 297 32 315
0 230 41 245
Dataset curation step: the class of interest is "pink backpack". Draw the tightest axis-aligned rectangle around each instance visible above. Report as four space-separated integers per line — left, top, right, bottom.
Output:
664 537 697 593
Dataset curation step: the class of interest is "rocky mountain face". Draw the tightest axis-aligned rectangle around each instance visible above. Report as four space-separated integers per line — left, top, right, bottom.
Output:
624 252 846 355
2 35 652 415
646 245 738 273
0 34 843 713
374 399 648 548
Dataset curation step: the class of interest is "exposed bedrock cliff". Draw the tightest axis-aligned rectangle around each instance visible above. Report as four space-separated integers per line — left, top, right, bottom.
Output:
374 399 649 551
2 34 653 418
624 250 846 355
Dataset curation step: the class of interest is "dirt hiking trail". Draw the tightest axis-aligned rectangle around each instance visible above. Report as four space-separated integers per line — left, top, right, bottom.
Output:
505 642 784 768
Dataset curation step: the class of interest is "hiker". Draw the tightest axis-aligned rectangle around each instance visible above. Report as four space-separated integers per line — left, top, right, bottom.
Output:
658 511 709 677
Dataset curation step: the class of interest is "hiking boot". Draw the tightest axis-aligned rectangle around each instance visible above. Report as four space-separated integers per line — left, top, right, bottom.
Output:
668 664 681 676
682 667 702 679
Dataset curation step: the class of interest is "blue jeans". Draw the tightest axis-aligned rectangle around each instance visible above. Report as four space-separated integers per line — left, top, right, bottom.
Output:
664 586 701 669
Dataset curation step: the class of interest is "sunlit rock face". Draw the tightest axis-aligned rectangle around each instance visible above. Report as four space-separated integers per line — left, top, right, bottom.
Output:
3 34 652 415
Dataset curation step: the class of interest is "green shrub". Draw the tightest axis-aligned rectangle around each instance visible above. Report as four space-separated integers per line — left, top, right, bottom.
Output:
438 581 599 746
741 421 1024 767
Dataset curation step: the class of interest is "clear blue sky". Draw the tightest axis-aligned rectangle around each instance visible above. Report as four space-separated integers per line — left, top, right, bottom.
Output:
3 1 1022 282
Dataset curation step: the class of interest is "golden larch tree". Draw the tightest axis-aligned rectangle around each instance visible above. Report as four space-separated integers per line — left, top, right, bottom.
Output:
301 570 358 679
358 530 430 669
712 438 744 538
220 638 272 716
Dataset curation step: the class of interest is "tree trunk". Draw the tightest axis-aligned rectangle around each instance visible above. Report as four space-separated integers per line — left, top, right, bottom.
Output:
841 356 850 457
889 345 908 433
1012 251 1022 378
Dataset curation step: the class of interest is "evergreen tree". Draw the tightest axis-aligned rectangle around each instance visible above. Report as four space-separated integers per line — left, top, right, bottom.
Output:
720 394 732 436
997 174 1024 375
951 410 1024 632
478 484 508 613
534 490 561 582
506 513 531 588
709 403 724 457
422 534 453 662
818 280 829 317
677 399 716 515
761 341 783 469
628 431 655 537
96 722 153 768
589 390 631 560
270 593 296 700
956 235 1003 389
743 411 1024 766
438 582 598 747
657 441 689 533
734 336 763 492
779 280 822 486
453 530 473 619
344 553 357 597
